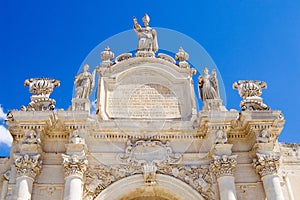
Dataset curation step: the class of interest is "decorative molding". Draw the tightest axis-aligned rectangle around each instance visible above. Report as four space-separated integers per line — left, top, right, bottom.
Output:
210 155 237 178
14 154 42 179
253 153 280 177
118 140 182 165
84 164 214 200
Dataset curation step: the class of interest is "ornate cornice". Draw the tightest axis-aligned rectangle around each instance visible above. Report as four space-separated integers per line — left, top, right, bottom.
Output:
210 155 237 178
253 153 280 177
14 154 42 179
62 154 88 178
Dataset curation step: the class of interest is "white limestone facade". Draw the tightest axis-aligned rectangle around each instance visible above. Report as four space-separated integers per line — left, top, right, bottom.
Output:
0 15 300 200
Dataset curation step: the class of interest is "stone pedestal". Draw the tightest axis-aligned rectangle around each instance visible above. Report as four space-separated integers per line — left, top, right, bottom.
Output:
72 98 91 111
203 99 227 111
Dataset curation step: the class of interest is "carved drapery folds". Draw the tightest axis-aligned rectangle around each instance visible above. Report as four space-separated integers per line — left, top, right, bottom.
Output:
62 154 88 178
253 153 280 177
233 80 270 111
14 154 42 179
133 14 158 57
210 155 237 178
21 78 60 111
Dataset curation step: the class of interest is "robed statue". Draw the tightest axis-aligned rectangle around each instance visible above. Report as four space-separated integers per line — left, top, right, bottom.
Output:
198 68 220 101
133 14 158 54
74 64 96 99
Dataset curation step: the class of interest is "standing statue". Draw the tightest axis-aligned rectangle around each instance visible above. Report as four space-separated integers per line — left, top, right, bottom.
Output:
74 64 96 99
133 14 158 54
198 68 220 101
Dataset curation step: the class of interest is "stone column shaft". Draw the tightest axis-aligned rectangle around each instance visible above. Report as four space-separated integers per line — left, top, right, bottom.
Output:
262 175 284 200
211 153 238 200
217 176 237 200
254 153 284 200
64 175 84 200
15 176 34 200
62 153 87 200
14 154 41 200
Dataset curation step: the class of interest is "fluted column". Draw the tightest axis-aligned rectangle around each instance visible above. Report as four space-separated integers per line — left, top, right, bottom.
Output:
253 153 284 200
211 154 238 200
14 154 42 200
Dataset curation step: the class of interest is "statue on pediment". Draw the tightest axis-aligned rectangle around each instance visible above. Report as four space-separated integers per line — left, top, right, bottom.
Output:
133 14 158 57
74 64 96 99
198 68 220 101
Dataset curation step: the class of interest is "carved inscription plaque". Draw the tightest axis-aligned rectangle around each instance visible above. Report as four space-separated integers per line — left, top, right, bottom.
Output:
106 84 181 119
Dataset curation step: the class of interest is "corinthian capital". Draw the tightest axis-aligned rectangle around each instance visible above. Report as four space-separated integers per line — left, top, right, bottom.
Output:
14 154 42 179
253 153 280 177
62 154 88 177
210 155 237 178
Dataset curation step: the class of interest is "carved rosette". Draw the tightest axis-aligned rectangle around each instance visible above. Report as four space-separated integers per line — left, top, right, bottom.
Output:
62 154 88 178
14 154 42 179
210 155 237 178
253 153 280 177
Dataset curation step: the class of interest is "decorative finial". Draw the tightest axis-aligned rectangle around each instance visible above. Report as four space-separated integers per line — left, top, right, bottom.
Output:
100 46 114 68
233 80 270 111
175 47 189 68
22 78 60 111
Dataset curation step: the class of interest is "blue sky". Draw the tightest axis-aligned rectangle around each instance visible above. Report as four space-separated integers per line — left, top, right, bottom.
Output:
1 1 300 156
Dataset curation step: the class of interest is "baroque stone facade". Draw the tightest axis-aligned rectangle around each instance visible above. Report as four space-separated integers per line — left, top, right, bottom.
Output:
1 14 300 200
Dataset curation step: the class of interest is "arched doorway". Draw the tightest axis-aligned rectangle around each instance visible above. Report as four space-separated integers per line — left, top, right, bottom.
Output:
95 174 205 200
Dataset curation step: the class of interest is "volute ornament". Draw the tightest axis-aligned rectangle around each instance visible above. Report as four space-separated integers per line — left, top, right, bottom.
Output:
14 154 42 178
62 154 88 177
253 153 280 177
210 155 237 178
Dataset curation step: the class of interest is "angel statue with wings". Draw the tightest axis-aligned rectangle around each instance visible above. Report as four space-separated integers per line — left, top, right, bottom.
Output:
198 67 220 101
74 64 96 99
